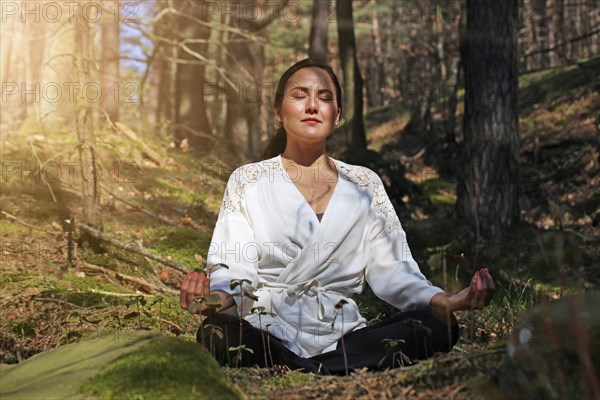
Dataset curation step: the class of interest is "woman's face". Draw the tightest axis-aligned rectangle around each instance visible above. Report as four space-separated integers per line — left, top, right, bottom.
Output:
277 67 341 146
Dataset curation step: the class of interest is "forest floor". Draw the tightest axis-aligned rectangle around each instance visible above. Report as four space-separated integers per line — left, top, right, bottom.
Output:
1 57 599 399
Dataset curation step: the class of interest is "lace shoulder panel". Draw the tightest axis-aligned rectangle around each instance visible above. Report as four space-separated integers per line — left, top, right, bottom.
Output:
219 158 281 217
335 160 402 235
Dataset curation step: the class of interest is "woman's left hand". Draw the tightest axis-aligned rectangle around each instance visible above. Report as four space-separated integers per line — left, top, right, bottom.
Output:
450 268 496 311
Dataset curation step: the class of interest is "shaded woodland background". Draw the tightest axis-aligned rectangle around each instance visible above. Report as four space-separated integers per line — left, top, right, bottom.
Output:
2 0 599 239
1 1 599 399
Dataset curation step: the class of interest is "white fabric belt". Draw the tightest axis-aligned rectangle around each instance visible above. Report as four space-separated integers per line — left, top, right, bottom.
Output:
258 279 351 321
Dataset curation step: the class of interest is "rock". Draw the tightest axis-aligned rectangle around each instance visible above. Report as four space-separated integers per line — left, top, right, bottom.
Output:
499 291 600 400
0 330 245 400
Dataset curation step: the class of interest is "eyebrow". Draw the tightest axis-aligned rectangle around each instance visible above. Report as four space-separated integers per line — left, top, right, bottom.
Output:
289 86 334 95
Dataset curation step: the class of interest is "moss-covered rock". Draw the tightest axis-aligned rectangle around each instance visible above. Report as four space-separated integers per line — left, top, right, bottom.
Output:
0 330 245 400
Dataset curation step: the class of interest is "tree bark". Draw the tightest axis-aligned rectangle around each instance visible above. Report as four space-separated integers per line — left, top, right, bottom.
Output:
309 0 330 62
223 0 288 159
174 0 211 152
545 0 558 67
1 16 15 87
25 17 46 120
456 0 520 239
336 0 366 150
370 0 387 107
224 4 264 159
100 0 120 123
152 0 175 124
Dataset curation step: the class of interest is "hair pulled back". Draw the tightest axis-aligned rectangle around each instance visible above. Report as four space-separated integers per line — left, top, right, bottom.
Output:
259 58 343 160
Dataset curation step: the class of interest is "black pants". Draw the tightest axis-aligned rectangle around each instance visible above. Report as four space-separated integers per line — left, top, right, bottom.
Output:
197 308 460 375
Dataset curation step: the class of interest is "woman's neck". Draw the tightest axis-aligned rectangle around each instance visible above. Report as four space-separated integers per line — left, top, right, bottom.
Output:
281 143 329 168
281 151 336 176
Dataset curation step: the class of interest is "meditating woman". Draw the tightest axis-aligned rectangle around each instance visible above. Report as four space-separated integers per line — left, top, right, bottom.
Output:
180 58 495 375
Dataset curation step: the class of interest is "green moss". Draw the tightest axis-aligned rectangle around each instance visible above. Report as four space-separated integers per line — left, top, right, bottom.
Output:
0 270 59 293
0 331 161 399
1 328 243 399
80 336 244 400
0 219 29 235
64 270 130 293
144 226 211 268
134 177 207 205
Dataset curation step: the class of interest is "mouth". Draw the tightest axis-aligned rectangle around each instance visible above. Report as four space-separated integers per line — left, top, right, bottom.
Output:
302 118 322 123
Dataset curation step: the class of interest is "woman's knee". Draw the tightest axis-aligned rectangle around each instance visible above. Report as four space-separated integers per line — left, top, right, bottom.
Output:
196 313 239 344
427 313 460 352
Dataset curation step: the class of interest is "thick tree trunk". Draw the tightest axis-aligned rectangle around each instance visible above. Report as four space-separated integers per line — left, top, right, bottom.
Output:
336 0 366 150
309 0 330 61
100 0 120 123
75 6 102 249
456 0 520 239
174 1 211 152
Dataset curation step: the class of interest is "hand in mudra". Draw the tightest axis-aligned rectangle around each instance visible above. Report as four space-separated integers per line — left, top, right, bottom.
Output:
180 271 210 314
180 271 233 315
453 268 496 310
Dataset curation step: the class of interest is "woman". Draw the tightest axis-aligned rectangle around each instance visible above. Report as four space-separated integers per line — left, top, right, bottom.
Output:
180 58 495 375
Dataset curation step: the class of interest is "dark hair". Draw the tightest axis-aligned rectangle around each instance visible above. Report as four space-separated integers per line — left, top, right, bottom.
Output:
259 58 343 160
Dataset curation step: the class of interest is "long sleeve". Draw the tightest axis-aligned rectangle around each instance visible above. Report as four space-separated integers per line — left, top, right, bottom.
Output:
364 174 444 311
207 167 259 311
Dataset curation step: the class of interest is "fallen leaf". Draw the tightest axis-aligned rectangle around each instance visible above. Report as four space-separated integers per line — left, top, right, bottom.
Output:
159 270 170 281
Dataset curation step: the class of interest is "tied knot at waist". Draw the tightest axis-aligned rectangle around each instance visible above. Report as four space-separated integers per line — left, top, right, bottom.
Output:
258 279 352 321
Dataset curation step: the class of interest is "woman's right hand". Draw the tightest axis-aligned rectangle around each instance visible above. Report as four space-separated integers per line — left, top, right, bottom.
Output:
180 271 234 315
180 271 211 314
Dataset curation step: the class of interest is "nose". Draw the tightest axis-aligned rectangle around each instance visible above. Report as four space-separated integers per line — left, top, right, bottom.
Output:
305 94 318 114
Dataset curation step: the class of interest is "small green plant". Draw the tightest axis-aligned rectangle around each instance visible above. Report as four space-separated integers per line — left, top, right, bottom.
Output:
250 306 276 368
229 279 258 367
380 338 409 368
203 323 225 361
333 299 349 375
228 344 254 366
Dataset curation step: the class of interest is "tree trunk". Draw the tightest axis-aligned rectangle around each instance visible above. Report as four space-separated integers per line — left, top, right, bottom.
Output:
25 18 46 120
309 0 330 62
152 0 175 124
223 0 289 159
370 0 387 107
174 1 211 152
100 0 120 123
1 16 15 86
525 0 538 70
336 0 366 150
456 0 520 239
223 32 264 159
564 0 573 59
75 6 103 250
224 7 265 159
545 0 558 67
446 56 461 142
